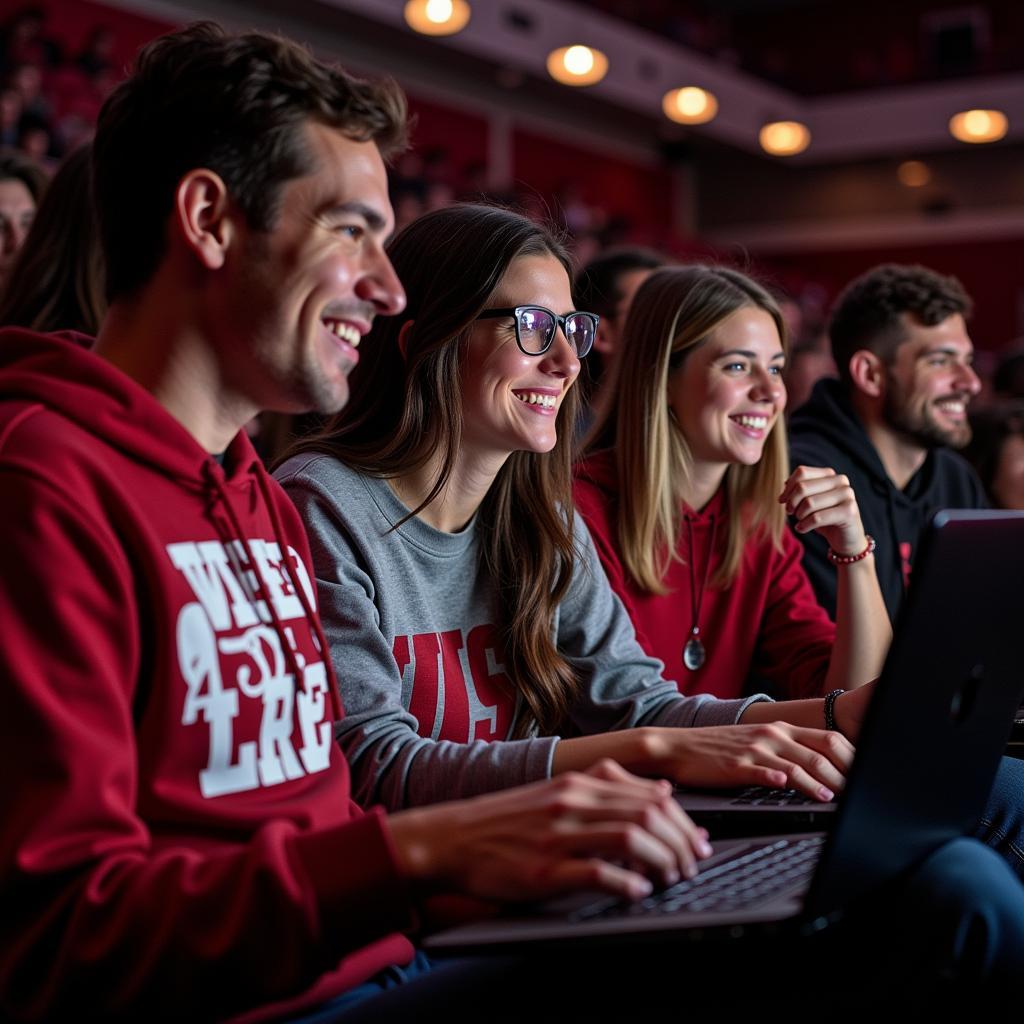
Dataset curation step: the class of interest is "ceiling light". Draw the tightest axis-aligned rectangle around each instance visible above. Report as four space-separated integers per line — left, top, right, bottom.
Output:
404 0 471 37
662 86 718 125
949 108 1008 144
897 160 931 187
546 45 608 87
759 120 810 157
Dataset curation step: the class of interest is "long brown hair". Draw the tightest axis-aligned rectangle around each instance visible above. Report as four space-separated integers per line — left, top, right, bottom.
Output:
590 265 789 593
285 204 581 737
0 145 105 334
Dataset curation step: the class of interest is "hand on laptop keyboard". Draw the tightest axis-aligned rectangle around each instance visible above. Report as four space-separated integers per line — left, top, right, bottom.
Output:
388 760 715 904
631 722 852 802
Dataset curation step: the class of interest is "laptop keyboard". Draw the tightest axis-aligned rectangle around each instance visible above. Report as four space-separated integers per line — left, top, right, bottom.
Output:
728 786 824 806
571 835 825 921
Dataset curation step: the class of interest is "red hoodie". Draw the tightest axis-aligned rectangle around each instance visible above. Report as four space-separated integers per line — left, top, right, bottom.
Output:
574 450 836 700
0 331 415 1021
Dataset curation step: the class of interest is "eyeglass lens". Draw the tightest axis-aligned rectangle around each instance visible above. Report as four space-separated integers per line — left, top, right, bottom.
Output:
517 308 595 356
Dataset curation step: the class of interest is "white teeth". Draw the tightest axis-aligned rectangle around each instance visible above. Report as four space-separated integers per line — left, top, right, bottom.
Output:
732 414 768 429
514 391 557 408
323 320 361 348
937 400 965 414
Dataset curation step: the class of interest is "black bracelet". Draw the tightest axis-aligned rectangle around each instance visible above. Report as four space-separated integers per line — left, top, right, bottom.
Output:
824 689 845 731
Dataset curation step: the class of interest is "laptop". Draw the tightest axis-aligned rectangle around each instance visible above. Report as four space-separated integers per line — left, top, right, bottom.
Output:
425 510 1024 952
676 784 836 832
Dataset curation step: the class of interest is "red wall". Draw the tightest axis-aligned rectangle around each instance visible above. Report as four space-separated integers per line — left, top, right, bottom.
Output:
754 235 1024 350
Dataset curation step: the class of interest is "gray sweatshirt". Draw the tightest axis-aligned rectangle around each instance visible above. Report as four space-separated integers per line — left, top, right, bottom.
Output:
276 452 770 811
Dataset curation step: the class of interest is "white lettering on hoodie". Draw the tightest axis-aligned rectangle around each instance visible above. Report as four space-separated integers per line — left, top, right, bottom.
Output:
168 539 331 798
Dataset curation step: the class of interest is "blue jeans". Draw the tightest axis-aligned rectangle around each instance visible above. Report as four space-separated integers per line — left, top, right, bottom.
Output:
974 755 1024 878
298 836 1024 1019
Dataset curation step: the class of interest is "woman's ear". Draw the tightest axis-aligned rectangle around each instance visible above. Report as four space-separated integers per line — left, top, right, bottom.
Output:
397 319 415 361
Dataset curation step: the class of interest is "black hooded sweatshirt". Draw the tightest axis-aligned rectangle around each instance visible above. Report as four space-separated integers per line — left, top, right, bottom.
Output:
788 378 987 622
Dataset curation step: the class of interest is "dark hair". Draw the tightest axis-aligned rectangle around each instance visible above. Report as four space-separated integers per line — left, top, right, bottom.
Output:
962 403 1024 507
0 147 46 200
829 263 973 387
0 144 104 334
93 20 408 301
575 247 666 320
574 246 665 383
993 349 1024 400
286 204 582 737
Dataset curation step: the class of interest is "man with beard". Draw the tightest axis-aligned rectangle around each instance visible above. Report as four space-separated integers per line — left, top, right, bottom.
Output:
788 264 984 621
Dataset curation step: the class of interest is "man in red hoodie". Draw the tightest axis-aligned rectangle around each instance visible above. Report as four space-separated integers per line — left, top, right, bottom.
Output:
3 20 1024 1023
0 22 710 1021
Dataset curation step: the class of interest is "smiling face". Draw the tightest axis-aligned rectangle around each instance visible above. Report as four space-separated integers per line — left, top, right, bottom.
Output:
667 306 787 482
223 121 405 415
461 252 581 460
881 312 981 450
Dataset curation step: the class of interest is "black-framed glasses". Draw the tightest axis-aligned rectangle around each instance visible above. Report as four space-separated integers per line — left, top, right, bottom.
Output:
476 305 599 357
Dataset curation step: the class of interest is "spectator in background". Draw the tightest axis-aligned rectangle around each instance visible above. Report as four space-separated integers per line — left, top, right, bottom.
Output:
963 404 1024 510
0 6 60 75
7 62 49 122
0 144 103 335
575 246 665 441
15 109 53 169
992 347 1024 401
75 25 115 80
788 264 984 621
0 86 21 147
0 147 45 287
786 330 837 414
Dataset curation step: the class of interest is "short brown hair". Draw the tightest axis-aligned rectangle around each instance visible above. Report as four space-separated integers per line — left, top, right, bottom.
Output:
829 263 973 386
94 21 407 300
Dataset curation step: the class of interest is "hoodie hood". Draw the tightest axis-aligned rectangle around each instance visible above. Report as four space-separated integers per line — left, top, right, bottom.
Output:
0 327 261 486
787 378 897 492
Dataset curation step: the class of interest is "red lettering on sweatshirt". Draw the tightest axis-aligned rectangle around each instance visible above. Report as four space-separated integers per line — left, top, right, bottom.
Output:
900 541 913 589
467 624 513 741
392 625 515 742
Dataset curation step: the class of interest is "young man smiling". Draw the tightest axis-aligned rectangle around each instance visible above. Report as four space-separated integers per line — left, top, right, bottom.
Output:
788 263 986 621
0 23 711 1021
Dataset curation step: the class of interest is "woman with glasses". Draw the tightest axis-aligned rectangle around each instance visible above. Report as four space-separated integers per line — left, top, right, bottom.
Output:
276 204 871 814
575 265 891 702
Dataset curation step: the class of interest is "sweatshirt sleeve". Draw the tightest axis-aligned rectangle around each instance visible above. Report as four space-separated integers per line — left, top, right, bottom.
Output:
559 516 770 733
0 468 415 1022
280 472 558 812
751 527 837 699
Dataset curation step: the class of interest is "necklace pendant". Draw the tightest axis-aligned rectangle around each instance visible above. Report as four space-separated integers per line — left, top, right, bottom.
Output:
683 633 706 671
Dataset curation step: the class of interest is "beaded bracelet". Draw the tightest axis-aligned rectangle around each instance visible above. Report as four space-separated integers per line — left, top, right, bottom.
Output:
826 534 876 566
824 689 845 731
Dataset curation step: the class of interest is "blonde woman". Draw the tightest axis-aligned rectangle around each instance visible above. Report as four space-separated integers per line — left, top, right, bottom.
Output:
576 265 891 699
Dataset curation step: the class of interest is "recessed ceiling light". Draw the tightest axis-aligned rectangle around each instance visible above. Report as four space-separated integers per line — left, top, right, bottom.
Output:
662 86 718 125
897 160 931 187
546 45 608 86
949 108 1008 144
404 0 471 37
759 120 810 156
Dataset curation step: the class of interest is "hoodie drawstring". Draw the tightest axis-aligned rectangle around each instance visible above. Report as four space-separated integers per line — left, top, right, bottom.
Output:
254 464 344 721
201 460 343 723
